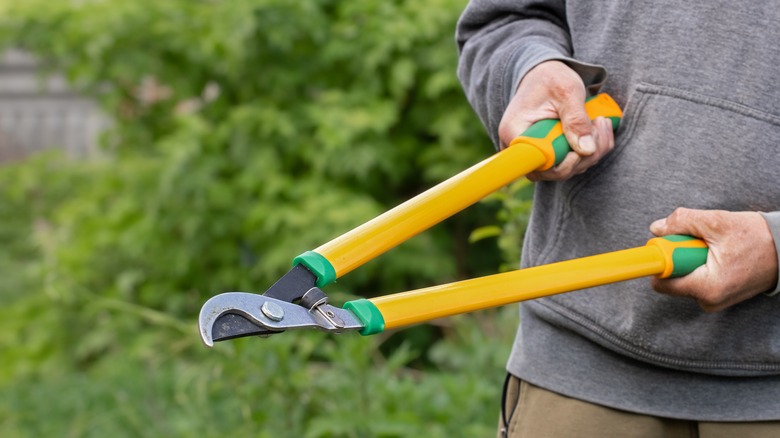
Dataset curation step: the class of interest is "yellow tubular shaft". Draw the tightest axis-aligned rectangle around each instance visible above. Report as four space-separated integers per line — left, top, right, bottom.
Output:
315 145 547 278
371 245 667 330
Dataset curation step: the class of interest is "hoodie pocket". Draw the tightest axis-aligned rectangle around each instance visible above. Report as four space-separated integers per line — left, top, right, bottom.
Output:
556 82 780 256
530 83 780 375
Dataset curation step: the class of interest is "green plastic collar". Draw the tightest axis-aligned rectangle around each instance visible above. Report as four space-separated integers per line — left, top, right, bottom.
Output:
663 235 709 278
292 251 337 287
343 299 385 336
520 97 623 167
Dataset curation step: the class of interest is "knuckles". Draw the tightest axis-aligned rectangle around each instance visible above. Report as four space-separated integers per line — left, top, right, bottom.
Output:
695 288 730 313
665 207 694 228
666 207 731 235
651 277 730 313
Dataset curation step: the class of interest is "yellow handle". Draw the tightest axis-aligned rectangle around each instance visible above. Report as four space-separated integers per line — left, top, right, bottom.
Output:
369 235 707 331
342 236 707 334
314 94 622 280
315 144 546 278
370 245 664 330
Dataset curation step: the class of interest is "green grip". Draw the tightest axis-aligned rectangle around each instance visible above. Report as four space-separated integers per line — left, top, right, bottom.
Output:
292 251 337 287
662 235 709 278
519 96 621 166
343 299 385 336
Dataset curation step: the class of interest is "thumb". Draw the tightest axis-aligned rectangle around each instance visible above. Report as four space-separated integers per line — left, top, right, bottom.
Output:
557 98 596 156
650 208 711 237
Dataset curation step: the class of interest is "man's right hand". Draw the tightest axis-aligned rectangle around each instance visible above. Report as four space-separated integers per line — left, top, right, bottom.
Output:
498 60 614 181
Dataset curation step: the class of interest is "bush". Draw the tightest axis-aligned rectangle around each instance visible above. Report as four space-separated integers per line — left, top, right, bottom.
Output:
0 0 532 436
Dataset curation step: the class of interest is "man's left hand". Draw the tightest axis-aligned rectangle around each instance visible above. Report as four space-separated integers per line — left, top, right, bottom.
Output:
650 208 779 312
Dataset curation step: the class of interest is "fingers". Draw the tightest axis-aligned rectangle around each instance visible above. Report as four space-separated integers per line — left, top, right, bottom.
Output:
649 207 724 239
649 208 722 310
498 60 617 181
648 209 779 312
527 116 615 181
652 268 752 313
572 116 615 174
649 207 691 235
498 60 584 149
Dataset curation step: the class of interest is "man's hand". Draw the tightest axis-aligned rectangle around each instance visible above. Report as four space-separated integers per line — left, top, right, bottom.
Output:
498 60 614 181
650 208 779 312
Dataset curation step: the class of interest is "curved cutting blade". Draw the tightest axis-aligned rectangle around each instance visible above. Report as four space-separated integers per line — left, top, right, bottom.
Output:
210 313 278 342
198 292 364 346
198 264 318 345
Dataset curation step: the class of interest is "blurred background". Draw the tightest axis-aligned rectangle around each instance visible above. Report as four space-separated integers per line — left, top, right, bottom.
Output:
0 1 533 436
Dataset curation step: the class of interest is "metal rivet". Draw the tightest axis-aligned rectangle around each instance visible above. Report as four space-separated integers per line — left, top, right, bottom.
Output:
261 301 285 322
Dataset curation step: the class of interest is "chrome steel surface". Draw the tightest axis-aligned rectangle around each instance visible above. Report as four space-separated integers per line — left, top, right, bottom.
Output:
198 292 364 347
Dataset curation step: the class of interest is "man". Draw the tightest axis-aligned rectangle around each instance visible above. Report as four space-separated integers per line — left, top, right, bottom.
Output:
456 1 780 436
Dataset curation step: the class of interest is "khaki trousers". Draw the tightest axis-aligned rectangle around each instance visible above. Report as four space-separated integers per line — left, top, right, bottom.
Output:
499 375 780 438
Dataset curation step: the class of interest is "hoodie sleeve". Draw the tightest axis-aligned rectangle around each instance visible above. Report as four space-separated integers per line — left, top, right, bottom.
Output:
760 212 780 296
456 0 607 148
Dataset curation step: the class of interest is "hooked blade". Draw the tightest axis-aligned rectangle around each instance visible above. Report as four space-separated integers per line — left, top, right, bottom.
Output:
201 264 317 343
198 292 364 347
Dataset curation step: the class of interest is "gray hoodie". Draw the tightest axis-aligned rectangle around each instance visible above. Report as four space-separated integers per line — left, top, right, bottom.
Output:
457 0 780 421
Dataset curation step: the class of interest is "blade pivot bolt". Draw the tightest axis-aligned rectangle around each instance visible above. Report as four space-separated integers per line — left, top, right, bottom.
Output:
261 301 285 321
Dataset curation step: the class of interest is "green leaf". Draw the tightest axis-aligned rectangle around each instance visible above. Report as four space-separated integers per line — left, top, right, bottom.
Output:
469 225 502 243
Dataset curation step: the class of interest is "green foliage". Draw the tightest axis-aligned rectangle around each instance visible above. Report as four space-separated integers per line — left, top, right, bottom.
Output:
0 0 532 436
0 310 516 437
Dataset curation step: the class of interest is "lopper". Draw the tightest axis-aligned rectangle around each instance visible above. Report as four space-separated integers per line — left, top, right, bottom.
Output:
198 94 708 345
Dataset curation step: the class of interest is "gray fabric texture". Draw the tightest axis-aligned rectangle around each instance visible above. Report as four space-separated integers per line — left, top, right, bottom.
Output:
457 0 780 421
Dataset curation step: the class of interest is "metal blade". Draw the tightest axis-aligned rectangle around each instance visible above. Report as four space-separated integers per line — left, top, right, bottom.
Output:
198 292 364 347
200 264 318 342
210 313 275 342
263 264 317 302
